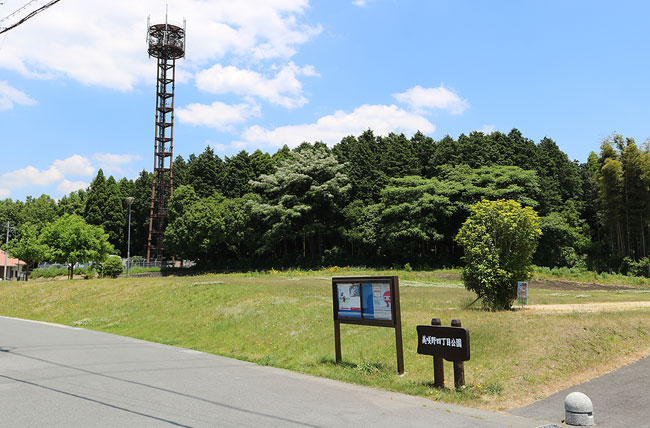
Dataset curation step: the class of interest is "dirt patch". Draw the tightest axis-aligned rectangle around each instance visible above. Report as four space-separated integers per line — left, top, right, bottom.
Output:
529 278 634 291
525 301 650 313
432 273 635 291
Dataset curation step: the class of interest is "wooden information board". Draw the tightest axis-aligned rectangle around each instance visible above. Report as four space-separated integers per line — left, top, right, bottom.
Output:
332 276 404 374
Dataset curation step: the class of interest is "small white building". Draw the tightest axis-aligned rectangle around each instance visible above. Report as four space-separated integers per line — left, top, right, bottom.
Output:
0 249 26 280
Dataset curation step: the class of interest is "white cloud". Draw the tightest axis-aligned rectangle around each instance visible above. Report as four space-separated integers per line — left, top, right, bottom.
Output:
53 155 95 177
0 152 140 198
177 101 260 130
239 104 434 149
0 81 36 111
476 124 497 134
394 84 469 115
352 0 374 6
0 165 64 190
196 62 317 108
0 1 321 91
56 180 89 194
92 153 142 175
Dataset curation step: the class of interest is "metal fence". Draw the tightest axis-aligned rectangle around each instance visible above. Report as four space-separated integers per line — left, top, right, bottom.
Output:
37 258 193 271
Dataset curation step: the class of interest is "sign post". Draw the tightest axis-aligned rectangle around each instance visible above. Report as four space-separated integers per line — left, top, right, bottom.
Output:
416 319 470 389
332 276 404 374
430 318 445 388
517 281 528 306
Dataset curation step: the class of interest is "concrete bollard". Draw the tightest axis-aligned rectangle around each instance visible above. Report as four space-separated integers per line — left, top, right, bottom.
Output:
564 392 594 426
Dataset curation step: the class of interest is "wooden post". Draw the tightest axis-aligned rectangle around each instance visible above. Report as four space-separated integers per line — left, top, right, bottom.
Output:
451 319 465 389
393 276 405 375
431 318 444 388
334 321 342 363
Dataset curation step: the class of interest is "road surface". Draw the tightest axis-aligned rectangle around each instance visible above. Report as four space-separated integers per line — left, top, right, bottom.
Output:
0 316 547 428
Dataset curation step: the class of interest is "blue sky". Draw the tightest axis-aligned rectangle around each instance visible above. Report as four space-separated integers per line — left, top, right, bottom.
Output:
1 0 649 201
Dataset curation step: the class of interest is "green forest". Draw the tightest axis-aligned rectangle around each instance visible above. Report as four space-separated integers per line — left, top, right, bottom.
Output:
3 129 650 275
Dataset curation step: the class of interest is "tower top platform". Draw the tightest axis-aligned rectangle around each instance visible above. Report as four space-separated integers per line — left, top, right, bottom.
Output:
147 20 185 60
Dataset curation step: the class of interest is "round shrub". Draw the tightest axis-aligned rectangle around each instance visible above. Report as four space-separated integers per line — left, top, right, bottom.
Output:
103 256 124 278
456 199 541 310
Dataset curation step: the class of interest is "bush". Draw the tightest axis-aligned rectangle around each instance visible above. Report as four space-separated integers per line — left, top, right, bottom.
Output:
102 256 124 278
30 267 68 279
456 199 542 311
623 257 650 278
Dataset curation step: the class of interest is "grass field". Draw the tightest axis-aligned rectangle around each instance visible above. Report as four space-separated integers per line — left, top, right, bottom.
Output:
2 268 650 410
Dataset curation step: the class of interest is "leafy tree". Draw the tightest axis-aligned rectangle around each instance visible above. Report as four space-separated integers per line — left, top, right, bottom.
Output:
0 198 22 228
221 194 263 262
6 222 48 280
250 149 274 177
102 176 126 253
343 200 382 260
167 184 200 220
172 155 189 189
84 169 108 226
58 190 87 217
187 146 224 198
332 130 387 202
534 202 591 268
379 176 452 263
251 144 349 263
271 145 292 167
165 194 226 264
379 132 420 178
223 151 255 198
598 154 625 257
131 170 153 257
39 214 114 279
428 135 461 175
535 137 582 215
438 164 540 209
456 199 541 310
20 194 58 229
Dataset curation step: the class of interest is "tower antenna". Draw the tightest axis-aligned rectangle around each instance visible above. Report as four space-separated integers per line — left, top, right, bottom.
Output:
145 10 185 264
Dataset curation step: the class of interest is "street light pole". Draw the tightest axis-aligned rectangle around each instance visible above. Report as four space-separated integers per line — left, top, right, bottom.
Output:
126 197 135 277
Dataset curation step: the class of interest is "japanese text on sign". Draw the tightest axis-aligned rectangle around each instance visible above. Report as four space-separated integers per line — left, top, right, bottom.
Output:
421 336 463 348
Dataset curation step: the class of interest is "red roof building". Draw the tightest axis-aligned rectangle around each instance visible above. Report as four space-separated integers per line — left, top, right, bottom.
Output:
0 249 26 280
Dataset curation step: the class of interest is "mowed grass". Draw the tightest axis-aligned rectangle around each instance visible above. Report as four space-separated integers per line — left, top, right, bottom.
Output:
2 269 650 410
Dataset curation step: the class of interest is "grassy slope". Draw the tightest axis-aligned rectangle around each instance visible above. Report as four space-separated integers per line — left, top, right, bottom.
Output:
2 269 650 410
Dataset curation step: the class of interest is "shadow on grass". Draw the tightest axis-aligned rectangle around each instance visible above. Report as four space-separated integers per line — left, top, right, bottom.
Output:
319 358 388 374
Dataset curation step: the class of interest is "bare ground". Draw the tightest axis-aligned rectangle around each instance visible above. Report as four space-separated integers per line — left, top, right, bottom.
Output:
524 301 650 313
433 273 635 291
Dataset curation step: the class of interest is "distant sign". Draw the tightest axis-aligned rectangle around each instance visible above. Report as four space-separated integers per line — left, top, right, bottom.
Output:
416 325 470 362
517 281 528 305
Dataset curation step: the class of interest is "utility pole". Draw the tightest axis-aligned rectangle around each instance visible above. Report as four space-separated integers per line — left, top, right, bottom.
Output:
3 221 9 281
126 197 135 277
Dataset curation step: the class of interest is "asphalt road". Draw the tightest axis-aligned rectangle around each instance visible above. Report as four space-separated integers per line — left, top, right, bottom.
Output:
509 355 650 427
0 316 547 428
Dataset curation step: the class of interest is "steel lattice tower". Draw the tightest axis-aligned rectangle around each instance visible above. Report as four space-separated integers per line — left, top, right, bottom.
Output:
146 14 185 264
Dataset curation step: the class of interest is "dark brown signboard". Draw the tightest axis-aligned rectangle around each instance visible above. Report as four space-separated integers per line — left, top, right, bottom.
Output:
332 276 398 327
416 325 470 362
332 276 403 374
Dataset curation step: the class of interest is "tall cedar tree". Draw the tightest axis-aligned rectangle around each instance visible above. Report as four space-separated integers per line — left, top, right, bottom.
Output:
223 151 255 198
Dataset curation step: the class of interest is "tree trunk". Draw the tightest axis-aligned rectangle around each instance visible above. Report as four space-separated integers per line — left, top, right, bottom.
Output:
318 231 322 258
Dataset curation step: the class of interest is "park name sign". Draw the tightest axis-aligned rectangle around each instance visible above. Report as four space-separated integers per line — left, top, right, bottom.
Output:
332 276 404 374
417 321 470 389
416 325 470 362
